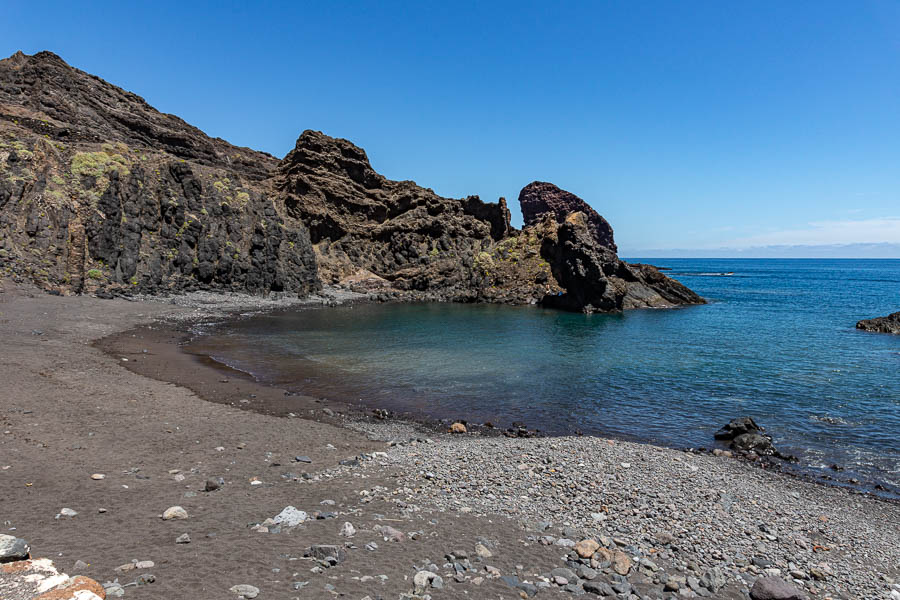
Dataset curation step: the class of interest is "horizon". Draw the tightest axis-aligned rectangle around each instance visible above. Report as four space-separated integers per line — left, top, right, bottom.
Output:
3 1 899 257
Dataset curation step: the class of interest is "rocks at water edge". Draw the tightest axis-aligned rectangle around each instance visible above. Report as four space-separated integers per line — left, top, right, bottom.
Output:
520 182 706 313
856 311 900 334
715 416 778 456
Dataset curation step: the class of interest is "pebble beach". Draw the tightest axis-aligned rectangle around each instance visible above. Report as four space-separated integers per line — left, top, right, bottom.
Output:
1 282 898 600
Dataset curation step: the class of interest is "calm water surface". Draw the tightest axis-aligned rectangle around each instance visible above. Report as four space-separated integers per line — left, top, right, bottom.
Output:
189 259 900 497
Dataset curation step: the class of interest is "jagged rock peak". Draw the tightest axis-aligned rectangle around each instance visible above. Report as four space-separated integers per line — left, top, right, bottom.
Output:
0 50 275 180
518 181 617 252
280 130 383 189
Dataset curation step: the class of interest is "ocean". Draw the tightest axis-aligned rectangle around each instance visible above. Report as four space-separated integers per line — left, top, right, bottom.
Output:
187 259 900 498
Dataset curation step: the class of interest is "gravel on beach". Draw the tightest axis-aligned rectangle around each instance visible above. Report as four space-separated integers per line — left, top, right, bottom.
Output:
349 421 900 599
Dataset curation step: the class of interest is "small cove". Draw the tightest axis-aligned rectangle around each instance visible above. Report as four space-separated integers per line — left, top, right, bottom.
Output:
186 258 900 498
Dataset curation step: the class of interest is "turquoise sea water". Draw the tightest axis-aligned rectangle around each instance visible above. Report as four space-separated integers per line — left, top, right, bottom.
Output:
190 259 900 497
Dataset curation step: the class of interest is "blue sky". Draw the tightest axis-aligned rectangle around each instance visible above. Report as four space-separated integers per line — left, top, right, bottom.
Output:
4 1 899 255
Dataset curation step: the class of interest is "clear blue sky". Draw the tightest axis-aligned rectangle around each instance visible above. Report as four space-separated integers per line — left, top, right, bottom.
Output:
4 1 899 255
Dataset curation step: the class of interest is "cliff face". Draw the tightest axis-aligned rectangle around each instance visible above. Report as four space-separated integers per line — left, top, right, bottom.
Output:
0 51 318 296
521 182 705 312
0 50 703 313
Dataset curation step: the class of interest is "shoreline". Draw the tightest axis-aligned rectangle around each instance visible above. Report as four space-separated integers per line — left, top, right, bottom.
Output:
2 282 898 599
104 301 899 505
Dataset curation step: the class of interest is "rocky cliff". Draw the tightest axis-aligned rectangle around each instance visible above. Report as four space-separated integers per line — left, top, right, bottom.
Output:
0 50 703 312
0 51 317 296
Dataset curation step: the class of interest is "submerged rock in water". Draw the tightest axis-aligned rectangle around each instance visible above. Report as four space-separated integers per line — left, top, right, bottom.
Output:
732 432 776 456
716 417 779 457
856 311 900 334
715 416 762 440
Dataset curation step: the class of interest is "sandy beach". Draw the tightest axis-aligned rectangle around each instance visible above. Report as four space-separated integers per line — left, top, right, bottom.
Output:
1 282 898 600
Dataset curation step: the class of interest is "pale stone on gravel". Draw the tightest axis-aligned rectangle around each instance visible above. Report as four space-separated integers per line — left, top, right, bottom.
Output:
229 583 259 598
339 522 356 537
574 538 599 558
162 506 188 520
272 506 308 527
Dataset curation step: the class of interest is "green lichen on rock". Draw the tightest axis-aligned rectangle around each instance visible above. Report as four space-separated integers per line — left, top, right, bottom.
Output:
71 150 130 180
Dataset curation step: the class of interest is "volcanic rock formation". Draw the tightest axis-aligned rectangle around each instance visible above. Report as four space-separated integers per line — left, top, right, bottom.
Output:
520 181 617 251
0 50 703 313
856 312 900 334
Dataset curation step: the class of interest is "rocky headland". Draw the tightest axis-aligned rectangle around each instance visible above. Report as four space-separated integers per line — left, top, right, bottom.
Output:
0 50 703 313
856 312 900 335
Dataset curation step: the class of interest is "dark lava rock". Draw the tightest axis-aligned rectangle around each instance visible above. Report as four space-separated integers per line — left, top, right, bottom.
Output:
583 579 616 596
306 545 346 566
856 311 900 334
0 535 30 563
203 477 224 492
750 576 807 600
0 51 318 298
536 209 705 313
500 575 538 597
732 432 776 456
715 416 762 440
0 50 704 315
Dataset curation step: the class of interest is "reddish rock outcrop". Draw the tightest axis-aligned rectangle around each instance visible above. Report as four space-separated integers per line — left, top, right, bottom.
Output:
520 181 617 251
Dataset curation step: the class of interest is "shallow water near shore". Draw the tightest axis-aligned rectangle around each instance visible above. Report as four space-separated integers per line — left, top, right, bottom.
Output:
187 258 900 498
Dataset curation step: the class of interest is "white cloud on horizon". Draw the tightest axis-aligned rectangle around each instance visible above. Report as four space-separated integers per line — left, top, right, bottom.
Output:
722 217 900 249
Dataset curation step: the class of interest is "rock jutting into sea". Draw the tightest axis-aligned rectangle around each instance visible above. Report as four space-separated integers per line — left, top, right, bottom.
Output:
856 311 900 334
0 50 704 313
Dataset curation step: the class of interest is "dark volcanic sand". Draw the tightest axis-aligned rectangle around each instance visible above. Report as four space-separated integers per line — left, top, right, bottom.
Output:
0 283 580 599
